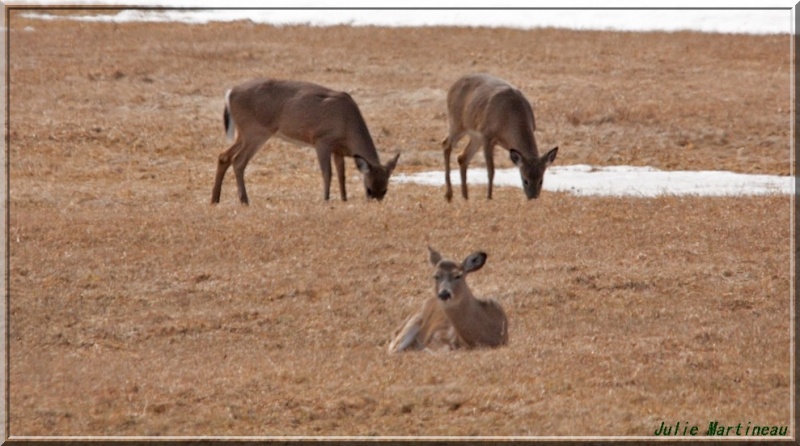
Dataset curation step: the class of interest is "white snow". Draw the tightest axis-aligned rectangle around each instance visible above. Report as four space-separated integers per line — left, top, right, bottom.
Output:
17 1 794 35
393 166 794 197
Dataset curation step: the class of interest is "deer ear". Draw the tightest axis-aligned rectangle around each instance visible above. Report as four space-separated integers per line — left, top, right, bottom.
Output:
509 149 523 167
354 155 371 174
462 251 487 273
385 153 400 174
542 146 558 166
428 246 442 266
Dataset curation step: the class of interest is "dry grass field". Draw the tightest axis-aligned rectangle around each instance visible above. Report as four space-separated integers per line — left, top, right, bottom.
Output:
6 9 793 438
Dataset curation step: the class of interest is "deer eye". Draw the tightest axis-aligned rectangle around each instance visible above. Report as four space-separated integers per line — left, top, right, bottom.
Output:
452 273 462 280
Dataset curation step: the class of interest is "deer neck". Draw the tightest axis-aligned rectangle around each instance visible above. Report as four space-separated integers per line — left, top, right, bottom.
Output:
441 288 495 346
503 126 539 159
345 113 381 166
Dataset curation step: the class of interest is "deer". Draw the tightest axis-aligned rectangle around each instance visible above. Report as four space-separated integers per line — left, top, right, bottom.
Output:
388 247 509 353
211 78 401 205
441 73 558 201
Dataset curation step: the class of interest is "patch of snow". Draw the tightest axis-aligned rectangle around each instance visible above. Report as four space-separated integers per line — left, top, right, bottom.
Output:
18 3 793 35
393 165 794 197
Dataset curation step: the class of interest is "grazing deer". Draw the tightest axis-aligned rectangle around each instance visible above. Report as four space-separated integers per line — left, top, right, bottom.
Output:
441 73 558 201
388 247 509 353
211 78 400 204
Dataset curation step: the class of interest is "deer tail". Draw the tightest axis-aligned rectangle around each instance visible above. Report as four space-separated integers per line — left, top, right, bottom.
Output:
223 88 235 142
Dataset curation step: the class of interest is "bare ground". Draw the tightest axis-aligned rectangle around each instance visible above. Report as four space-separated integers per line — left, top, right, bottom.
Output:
6 10 793 438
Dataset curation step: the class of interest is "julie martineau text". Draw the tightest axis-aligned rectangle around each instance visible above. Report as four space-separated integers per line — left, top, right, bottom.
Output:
654 421 789 437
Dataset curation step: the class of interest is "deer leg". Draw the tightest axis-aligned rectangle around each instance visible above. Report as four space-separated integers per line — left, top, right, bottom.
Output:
231 134 269 205
442 138 453 202
211 143 238 204
388 313 424 353
484 141 495 200
315 146 334 201
333 152 347 201
231 147 254 205
457 136 481 200
442 131 464 202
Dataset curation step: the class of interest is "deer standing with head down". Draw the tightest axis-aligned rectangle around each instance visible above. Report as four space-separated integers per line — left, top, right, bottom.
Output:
442 73 558 201
388 247 508 353
211 78 400 205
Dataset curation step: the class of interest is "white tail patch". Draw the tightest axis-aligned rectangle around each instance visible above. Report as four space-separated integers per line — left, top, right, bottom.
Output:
224 88 235 142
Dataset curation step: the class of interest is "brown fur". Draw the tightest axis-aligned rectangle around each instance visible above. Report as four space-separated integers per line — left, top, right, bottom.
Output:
442 73 558 200
388 247 509 353
211 78 400 204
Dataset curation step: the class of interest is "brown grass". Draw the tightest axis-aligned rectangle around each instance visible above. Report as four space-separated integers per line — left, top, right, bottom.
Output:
6 11 793 438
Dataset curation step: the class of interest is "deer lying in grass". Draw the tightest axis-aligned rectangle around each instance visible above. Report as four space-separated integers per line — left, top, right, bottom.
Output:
388 247 509 353
211 78 400 205
441 73 558 201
